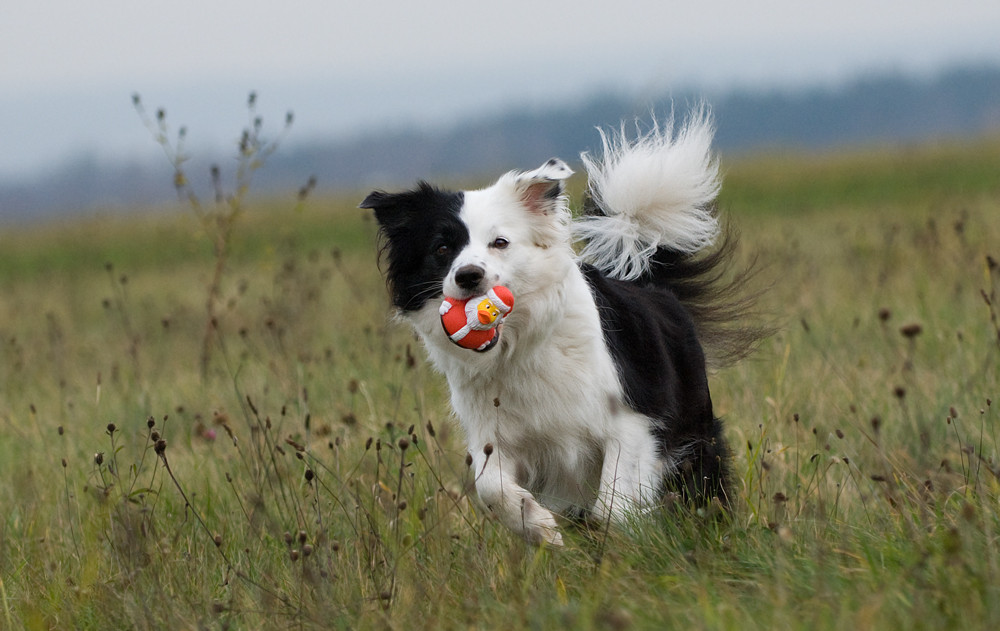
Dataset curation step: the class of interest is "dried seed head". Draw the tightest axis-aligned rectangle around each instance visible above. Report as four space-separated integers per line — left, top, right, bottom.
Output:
304 468 314 482
94 452 104 466
283 531 293 545
426 421 436 437
57 426 64 436
483 443 494 457
154 439 167 455
878 307 891 322
62 458 67 468
302 543 313 557
893 386 906 400
900 323 923 339
147 416 155 428
298 530 307 544
290 549 299 562
214 534 223 547
106 423 116 435
398 437 410 451
465 453 473 467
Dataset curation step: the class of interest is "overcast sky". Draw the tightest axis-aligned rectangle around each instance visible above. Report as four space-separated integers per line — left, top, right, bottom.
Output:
2 0 1000 180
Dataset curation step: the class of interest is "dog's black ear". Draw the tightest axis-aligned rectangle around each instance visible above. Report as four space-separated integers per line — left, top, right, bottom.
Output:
360 189 410 229
361 182 463 231
359 190 388 210
360 190 407 232
514 158 573 215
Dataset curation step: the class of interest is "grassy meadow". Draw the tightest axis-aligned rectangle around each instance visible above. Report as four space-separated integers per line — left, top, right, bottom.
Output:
1 137 999 629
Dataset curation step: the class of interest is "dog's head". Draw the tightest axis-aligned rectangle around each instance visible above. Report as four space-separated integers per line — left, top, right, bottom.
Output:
362 158 574 321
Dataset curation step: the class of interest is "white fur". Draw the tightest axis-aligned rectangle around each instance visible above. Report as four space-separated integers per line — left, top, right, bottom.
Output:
575 109 721 280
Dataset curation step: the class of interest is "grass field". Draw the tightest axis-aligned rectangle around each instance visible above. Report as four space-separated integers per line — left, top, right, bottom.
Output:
1 137 999 629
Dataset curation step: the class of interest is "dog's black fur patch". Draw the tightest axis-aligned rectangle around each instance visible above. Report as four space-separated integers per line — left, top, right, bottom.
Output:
583 258 730 503
361 183 468 311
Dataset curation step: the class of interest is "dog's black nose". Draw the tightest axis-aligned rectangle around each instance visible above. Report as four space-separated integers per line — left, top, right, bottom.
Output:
454 265 485 290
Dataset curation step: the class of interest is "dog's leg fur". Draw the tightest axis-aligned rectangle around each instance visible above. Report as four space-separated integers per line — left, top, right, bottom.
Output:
470 442 563 546
592 413 664 522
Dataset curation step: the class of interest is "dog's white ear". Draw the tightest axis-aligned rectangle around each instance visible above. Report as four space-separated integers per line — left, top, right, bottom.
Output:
514 158 573 215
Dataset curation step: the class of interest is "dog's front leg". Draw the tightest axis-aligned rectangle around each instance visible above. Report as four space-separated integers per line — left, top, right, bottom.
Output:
471 445 563 546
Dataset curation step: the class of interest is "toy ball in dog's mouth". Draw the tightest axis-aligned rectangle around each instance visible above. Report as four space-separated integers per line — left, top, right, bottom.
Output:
439 286 514 352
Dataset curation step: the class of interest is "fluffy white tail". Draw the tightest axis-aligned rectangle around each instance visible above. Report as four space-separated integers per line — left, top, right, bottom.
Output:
575 109 721 281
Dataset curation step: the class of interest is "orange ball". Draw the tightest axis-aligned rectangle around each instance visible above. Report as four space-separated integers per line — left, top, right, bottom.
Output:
439 286 514 351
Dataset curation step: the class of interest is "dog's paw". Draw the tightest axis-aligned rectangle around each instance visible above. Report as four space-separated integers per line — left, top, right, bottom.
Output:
520 499 563 547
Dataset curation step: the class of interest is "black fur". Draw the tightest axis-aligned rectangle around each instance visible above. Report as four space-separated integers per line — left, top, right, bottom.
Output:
360 183 467 311
582 259 731 504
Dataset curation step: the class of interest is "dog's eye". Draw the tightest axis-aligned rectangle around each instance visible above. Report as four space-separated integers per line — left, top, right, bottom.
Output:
491 237 510 250
434 244 450 257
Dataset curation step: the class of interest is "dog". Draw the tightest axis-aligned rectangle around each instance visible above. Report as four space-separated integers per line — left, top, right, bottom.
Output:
361 111 762 545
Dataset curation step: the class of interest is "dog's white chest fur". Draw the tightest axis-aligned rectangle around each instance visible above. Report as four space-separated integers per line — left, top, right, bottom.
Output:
435 271 610 488
411 265 662 538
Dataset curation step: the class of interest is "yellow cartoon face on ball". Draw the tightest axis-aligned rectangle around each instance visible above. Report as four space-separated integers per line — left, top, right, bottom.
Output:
476 298 501 325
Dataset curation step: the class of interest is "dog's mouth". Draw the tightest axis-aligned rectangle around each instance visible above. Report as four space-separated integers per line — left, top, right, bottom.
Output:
476 323 503 353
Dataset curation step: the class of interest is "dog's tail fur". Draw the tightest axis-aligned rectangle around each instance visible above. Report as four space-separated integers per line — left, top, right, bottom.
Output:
576 109 769 366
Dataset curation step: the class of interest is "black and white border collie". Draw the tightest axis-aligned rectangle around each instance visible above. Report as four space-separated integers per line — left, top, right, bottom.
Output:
362 112 760 546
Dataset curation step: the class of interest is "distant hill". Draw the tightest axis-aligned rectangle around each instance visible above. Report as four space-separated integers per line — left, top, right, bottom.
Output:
4 64 1000 221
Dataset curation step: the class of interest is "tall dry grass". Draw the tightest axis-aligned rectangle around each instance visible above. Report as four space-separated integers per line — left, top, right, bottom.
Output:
0 138 998 629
